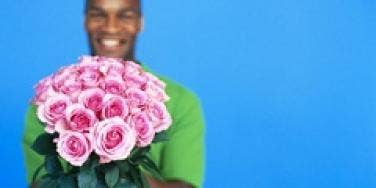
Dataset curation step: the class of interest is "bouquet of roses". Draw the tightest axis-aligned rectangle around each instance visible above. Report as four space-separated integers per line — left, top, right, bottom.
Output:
30 56 171 188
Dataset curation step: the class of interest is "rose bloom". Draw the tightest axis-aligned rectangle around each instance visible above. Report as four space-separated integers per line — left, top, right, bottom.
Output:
143 82 170 102
130 112 155 147
78 55 99 64
123 71 146 88
92 117 136 163
52 66 82 102
124 61 142 75
32 76 54 105
98 57 125 78
33 86 58 106
101 94 129 119
124 87 148 108
78 62 102 89
100 76 126 95
78 88 105 112
65 104 97 132
147 100 172 133
106 62 124 77
56 131 92 166
37 94 71 133
143 72 166 89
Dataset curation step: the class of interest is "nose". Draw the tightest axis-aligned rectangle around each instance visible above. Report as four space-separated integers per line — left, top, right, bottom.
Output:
103 15 121 33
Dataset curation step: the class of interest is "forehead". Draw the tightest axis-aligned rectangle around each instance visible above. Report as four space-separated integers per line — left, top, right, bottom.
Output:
88 0 140 11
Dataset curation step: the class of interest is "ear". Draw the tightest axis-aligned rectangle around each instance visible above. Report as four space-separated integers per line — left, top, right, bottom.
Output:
84 15 89 32
139 16 144 32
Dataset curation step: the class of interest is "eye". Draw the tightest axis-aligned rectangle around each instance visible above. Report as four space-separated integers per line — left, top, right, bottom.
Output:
119 11 138 20
88 11 106 20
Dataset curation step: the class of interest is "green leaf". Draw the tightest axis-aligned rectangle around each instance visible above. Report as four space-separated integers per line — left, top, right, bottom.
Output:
115 161 130 174
37 176 58 188
140 173 150 188
78 166 97 188
31 133 57 156
105 165 120 188
32 162 45 184
137 155 163 180
152 131 169 143
88 155 100 170
45 155 63 178
67 166 80 174
57 175 76 188
114 178 137 188
128 167 142 188
95 180 107 188
130 146 150 159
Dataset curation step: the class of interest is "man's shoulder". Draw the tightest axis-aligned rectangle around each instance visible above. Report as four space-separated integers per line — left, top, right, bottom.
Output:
140 63 199 103
154 72 201 106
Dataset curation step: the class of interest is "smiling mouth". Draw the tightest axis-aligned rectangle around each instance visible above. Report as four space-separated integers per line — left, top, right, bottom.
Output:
97 38 126 50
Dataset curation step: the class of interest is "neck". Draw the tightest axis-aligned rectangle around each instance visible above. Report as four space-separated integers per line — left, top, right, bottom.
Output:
89 51 135 61
123 49 135 61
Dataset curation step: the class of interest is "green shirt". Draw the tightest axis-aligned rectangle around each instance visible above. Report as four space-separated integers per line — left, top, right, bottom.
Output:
22 71 205 188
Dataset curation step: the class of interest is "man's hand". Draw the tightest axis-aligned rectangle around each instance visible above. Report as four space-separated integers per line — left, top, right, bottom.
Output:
146 175 193 188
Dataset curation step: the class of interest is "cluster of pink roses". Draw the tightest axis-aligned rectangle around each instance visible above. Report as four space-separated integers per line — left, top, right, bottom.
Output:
32 56 171 166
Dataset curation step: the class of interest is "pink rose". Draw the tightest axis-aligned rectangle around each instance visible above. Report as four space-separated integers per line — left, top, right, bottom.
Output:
32 76 57 105
65 104 97 132
98 58 125 78
52 66 82 102
121 61 146 88
100 76 126 95
56 131 92 166
92 117 136 163
147 100 172 133
123 72 146 88
130 112 155 147
143 72 166 89
143 82 170 102
78 55 99 64
37 94 71 133
124 61 142 75
78 88 105 112
124 87 148 108
78 63 102 89
97 56 123 65
102 94 129 119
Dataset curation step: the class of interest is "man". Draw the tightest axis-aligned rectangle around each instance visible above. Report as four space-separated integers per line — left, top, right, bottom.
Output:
22 0 205 187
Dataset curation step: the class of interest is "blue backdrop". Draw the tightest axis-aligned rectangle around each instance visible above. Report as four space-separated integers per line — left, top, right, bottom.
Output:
0 0 375 187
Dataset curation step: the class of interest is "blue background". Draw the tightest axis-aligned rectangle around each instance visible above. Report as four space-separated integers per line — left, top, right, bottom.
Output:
0 0 375 187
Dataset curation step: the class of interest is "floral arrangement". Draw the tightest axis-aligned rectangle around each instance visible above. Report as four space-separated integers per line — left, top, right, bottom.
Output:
30 56 171 188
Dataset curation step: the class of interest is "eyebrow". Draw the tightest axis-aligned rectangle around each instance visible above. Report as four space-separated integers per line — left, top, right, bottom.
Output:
87 5 105 12
118 8 141 15
86 6 141 15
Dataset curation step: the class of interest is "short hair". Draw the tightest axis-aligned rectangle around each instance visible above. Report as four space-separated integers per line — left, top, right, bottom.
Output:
84 0 142 15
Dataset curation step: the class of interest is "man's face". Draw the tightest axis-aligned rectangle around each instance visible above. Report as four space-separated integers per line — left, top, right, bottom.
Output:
85 0 141 59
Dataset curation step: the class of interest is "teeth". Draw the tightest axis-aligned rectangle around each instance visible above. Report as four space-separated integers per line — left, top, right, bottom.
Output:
101 39 120 47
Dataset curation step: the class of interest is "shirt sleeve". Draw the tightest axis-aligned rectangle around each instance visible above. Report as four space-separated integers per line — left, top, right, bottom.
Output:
159 90 206 188
22 105 46 184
